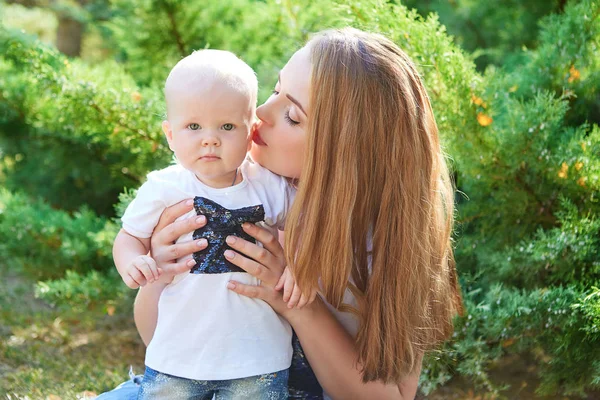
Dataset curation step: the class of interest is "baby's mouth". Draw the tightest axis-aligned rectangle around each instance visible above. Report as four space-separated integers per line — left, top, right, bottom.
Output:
200 154 220 161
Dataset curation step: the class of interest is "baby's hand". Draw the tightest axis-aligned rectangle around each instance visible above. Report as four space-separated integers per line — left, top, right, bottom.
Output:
275 266 318 309
122 255 161 289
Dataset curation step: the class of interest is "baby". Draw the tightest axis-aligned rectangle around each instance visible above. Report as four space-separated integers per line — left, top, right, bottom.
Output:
113 50 302 399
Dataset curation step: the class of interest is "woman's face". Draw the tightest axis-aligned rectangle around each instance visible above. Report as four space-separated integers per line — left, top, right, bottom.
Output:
250 46 311 179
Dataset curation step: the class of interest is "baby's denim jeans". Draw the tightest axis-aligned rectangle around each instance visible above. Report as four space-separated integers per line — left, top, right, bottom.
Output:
95 367 143 400
137 365 289 399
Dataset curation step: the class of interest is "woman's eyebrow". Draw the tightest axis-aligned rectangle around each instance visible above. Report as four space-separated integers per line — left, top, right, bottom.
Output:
286 94 307 116
279 72 307 116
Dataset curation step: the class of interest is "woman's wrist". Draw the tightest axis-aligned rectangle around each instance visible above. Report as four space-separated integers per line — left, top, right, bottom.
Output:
283 295 324 328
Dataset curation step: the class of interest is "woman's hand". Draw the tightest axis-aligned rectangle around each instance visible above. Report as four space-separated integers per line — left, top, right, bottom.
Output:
149 199 208 281
223 223 291 314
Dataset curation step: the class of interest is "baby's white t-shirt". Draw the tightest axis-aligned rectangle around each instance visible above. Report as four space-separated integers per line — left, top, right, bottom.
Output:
121 159 295 380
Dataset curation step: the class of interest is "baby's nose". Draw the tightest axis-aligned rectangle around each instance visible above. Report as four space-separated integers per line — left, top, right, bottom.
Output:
201 135 220 147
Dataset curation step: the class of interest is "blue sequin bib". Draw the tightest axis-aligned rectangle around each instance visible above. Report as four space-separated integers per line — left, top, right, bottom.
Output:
191 196 265 274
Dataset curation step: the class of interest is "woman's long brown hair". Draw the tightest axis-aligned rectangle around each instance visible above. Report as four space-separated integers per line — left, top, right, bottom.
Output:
285 28 463 384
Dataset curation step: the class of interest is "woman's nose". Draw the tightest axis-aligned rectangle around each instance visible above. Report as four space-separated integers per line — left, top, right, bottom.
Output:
201 135 220 147
256 102 272 125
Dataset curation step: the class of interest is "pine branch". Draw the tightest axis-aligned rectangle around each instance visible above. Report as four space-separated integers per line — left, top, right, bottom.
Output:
161 1 187 57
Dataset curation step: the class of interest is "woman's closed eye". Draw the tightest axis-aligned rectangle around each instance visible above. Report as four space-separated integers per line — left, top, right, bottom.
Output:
188 123 201 130
272 85 300 126
284 110 299 126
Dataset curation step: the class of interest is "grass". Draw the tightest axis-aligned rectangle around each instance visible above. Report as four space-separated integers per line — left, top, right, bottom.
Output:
2 263 598 400
0 265 145 399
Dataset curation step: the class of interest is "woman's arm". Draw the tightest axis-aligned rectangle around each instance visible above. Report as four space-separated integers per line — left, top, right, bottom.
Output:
287 300 420 400
134 282 166 346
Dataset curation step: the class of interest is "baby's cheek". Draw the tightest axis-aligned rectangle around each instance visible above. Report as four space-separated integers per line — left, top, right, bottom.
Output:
233 135 251 154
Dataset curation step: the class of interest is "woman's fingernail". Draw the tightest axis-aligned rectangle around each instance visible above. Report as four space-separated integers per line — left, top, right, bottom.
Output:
226 236 236 244
224 250 234 259
198 239 207 247
242 223 252 230
185 199 193 206
196 216 206 224
187 259 196 267
227 282 236 289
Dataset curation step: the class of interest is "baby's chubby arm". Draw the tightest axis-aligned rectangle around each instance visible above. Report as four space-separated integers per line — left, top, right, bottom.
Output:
275 266 318 309
113 229 161 289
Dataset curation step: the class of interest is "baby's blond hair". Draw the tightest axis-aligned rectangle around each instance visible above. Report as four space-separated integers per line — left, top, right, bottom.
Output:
165 49 257 105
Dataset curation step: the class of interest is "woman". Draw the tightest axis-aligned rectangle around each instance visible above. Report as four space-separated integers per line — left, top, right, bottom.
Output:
99 28 462 399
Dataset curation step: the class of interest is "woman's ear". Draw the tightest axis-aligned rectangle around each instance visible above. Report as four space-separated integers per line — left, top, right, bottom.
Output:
162 120 174 151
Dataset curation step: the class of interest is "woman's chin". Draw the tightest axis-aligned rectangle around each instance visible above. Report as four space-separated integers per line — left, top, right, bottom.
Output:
249 142 265 164
249 146 288 178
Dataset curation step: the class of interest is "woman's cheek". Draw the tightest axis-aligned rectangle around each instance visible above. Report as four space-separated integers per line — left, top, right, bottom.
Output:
287 147 304 179
249 142 266 165
287 134 305 176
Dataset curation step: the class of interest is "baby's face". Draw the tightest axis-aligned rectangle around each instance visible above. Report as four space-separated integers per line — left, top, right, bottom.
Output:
164 81 254 187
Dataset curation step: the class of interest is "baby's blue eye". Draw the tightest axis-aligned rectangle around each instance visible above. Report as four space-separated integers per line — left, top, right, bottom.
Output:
222 124 235 131
189 123 201 130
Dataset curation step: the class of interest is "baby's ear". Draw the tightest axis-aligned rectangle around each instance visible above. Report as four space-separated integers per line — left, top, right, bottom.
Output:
162 120 174 151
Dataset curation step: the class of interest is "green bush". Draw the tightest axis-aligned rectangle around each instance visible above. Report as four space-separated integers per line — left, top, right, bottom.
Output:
36 269 133 317
402 0 565 70
422 284 600 396
0 1 58 45
0 29 170 215
0 189 117 280
425 0 600 395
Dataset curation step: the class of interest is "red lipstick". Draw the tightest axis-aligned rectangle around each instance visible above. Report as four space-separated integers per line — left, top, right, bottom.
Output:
252 126 267 146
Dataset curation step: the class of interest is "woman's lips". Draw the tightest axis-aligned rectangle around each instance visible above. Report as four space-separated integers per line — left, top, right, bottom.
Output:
252 127 267 146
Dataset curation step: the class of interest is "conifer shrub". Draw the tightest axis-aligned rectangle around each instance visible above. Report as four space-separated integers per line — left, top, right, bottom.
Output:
420 0 600 395
401 0 566 70
0 189 116 280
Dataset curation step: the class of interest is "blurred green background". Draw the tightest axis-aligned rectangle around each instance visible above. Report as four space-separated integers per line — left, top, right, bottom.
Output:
0 0 599 398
